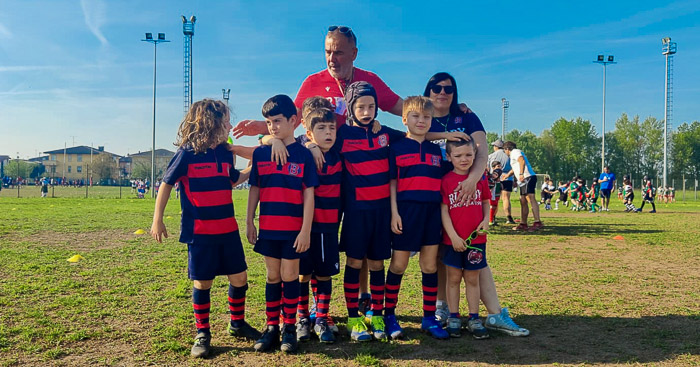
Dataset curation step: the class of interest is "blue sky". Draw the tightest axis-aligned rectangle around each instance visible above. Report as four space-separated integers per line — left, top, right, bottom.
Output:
1 0 699 161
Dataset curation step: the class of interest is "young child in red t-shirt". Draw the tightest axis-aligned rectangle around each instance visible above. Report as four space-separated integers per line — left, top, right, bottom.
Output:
440 138 490 339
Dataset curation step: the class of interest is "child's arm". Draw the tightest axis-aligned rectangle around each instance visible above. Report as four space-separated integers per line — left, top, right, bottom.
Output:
390 179 402 234
246 186 260 245
294 187 314 253
150 183 173 243
227 144 256 161
260 135 290 166
425 131 470 142
233 166 252 186
441 203 466 252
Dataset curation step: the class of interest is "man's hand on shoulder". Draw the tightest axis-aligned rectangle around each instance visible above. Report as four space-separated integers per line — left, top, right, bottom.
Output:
233 119 267 139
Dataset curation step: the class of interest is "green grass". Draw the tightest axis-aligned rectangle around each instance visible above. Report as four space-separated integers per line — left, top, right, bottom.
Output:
0 188 698 366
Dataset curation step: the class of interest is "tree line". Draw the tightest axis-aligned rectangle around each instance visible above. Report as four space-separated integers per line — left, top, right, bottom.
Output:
488 114 700 187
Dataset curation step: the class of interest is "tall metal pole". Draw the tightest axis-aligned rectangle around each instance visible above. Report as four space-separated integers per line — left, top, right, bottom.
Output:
142 33 169 198
501 98 509 140
602 63 606 172
662 37 676 188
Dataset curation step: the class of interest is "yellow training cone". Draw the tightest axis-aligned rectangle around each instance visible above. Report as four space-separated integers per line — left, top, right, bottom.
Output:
67 254 84 263
50 205 54 207
12 208 17 211
166 216 173 219
134 229 146 235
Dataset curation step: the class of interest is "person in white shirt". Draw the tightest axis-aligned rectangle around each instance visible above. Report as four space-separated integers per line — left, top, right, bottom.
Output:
502 141 543 231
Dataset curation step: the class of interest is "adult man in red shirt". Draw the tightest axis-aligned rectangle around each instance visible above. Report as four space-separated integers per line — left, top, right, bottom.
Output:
233 26 402 138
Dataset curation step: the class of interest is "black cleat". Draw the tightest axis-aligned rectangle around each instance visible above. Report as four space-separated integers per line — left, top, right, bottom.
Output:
280 323 298 353
228 320 262 340
190 332 211 358
253 325 280 352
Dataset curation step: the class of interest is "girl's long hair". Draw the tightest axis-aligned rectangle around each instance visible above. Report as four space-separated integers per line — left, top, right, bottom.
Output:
175 99 229 154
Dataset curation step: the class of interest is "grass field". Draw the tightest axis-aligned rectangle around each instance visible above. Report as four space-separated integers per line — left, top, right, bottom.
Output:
0 187 698 366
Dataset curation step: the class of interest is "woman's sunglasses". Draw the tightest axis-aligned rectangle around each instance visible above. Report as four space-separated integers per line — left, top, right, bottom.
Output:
431 85 455 95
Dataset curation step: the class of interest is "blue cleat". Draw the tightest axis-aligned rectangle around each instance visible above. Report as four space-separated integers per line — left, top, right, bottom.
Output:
384 315 404 340
421 316 449 340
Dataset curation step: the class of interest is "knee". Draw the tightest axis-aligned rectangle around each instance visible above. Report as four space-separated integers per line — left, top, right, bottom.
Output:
193 279 213 290
419 259 437 274
346 257 363 269
315 276 331 281
266 274 281 284
299 274 312 283
228 271 247 287
367 260 384 272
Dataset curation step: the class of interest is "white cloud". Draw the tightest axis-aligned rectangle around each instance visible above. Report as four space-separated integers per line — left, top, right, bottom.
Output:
80 0 108 46
0 22 11 39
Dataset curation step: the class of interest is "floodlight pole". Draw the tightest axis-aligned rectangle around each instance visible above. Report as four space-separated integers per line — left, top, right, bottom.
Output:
142 33 169 198
594 55 616 173
16 153 20 198
662 37 677 188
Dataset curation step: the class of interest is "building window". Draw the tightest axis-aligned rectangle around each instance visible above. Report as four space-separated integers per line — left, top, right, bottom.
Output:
77 155 82 162
51 155 56 161
68 166 72 173
68 155 72 162
77 166 82 173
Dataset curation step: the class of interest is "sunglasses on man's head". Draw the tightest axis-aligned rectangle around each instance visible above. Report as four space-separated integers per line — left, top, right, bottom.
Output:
328 25 352 34
431 85 455 94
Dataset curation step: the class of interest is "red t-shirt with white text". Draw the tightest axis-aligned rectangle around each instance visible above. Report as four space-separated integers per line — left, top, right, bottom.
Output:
441 171 489 245
294 68 401 127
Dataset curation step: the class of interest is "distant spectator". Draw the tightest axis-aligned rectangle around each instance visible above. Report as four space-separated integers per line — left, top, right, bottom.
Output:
502 141 543 231
598 166 616 211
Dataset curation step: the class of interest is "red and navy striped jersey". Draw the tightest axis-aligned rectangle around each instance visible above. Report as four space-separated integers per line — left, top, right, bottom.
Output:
335 124 405 210
313 149 343 233
163 144 241 244
250 142 319 240
389 138 442 203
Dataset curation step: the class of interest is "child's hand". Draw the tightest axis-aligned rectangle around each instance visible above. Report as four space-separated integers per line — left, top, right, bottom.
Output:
450 235 466 252
294 231 310 253
444 131 471 142
371 119 381 134
391 213 403 235
150 221 168 243
477 220 489 234
271 139 289 166
246 223 257 245
308 145 325 171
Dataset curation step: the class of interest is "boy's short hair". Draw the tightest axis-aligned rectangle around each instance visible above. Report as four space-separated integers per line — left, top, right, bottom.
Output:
491 160 502 168
302 96 333 124
262 94 297 119
559 181 564 185
503 141 517 151
305 108 335 131
446 138 474 155
402 96 434 119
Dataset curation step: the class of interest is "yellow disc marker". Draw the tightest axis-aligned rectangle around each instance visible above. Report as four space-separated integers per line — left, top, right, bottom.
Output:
134 229 147 235
67 254 84 263
166 216 173 219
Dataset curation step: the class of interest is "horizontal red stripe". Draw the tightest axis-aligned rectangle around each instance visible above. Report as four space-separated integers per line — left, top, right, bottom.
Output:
422 286 438 293
188 163 230 179
260 187 303 204
266 300 281 307
192 303 211 310
346 302 359 308
370 285 384 291
398 176 441 193
385 301 397 307
394 153 421 166
194 218 238 235
298 295 309 301
190 189 232 207
346 159 389 176
229 305 245 312
423 295 437 302
316 183 340 198
228 297 244 303
314 208 338 224
325 161 342 175
385 284 400 291
195 322 210 328
317 295 331 300
259 215 303 231
423 305 436 311
231 315 244 320
344 283 360 290
371 295 384 301
356 184 390 201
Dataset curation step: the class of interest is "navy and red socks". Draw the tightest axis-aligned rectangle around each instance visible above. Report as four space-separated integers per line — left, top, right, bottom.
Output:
344 265 361 317
193 287 211 334
315 278 332 321
298 280 310 319
422 272 438 318
282 280 300 326
228 284 248 328
369 268 385 317
265 282 282 326
384 270 403 316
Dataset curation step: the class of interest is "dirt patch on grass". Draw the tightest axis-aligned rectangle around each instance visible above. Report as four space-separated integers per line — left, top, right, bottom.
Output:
2 229 140 252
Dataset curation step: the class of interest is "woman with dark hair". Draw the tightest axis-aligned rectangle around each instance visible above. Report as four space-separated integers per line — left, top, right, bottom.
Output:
424 73 528 338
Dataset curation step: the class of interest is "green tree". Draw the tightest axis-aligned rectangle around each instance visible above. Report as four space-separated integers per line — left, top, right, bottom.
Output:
90 153 118 184
4 160 39 179
671 121 700 182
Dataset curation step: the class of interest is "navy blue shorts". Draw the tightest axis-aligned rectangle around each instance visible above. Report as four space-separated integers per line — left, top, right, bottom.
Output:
501 180 513 192
340 207 392 261
300 232 340 277
441 243 487 271
601 189 612 199
254 238 303 260
519 176 537 196
392 202 442 252
187 234 247 280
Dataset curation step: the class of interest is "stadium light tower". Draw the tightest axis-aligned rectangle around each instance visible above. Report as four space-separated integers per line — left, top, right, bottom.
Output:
593 54 616 173
222 88 231 106
182 15 196 115
501 98 509 140
662 37 677 188
142 32 170 198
